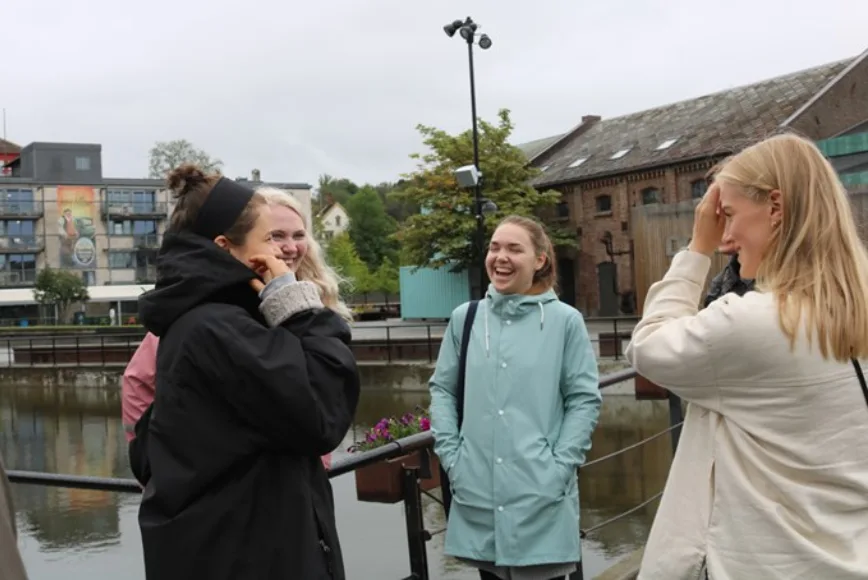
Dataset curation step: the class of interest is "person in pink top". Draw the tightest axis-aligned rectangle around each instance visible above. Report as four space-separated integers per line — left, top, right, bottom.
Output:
122 188 354 470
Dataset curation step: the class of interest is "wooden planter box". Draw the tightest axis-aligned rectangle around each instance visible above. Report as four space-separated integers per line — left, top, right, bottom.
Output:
635 373 669 400
354 449 441 504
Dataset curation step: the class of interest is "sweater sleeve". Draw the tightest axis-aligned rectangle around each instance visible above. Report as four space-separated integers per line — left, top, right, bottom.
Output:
625 250 726 410
121 332 159 442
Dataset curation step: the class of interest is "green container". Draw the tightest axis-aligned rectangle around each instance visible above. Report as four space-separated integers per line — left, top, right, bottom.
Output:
399 266 470 320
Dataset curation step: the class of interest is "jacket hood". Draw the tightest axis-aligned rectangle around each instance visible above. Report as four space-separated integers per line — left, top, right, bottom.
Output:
481 285 560 356
138 231 261 337
485 285 559 312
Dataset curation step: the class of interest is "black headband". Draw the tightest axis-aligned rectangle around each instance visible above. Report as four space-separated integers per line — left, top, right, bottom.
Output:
191 177 255 240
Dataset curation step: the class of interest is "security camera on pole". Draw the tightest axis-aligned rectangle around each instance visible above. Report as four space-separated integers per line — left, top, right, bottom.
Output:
444 17 497 300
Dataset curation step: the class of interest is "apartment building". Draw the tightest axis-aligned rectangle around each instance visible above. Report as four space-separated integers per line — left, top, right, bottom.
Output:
0 141 312 324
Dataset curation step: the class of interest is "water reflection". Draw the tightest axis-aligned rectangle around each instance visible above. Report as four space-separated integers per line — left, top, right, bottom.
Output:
0 383 673 579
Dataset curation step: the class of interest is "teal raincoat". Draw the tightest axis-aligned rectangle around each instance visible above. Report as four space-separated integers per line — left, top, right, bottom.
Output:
429 287 601 566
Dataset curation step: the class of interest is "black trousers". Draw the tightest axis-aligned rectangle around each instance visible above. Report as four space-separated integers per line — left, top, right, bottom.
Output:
478 568 583 580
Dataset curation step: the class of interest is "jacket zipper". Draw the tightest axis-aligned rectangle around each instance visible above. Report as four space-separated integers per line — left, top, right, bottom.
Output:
319 538 334 577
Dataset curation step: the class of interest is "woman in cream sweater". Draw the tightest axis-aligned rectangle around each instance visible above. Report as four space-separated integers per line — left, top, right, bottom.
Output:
626 133 868 580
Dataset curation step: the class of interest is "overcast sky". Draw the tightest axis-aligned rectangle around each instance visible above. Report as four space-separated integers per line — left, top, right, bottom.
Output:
6 0 867 187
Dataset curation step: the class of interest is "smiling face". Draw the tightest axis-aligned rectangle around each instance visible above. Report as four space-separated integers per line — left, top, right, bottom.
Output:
718 180 781 279
485 223 546 295
268 205 309 272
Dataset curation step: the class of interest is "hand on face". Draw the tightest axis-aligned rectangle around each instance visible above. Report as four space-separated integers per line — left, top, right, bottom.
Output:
248 254 291 293
689 183 726 256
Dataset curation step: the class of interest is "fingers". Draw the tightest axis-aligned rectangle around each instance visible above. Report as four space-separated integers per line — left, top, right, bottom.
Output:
249 279 265 293
249 254 284 270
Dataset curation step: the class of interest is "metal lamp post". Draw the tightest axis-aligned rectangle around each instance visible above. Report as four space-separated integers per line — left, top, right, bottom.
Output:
444 17 496 299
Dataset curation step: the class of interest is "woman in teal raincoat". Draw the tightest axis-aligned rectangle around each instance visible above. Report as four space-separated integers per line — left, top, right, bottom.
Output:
430 215 602 580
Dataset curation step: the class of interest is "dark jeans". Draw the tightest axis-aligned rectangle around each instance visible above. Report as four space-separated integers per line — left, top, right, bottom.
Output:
478 568 584 580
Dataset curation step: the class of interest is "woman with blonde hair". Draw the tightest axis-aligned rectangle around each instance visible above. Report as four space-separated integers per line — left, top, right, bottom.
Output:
130 165 360 580
626 133 868 579
123 186 350 470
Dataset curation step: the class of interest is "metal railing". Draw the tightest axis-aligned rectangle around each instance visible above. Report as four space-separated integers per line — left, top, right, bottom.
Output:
7 366 683 580
0 318 639 368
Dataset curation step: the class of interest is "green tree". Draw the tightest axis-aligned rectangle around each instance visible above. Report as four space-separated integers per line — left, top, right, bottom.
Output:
345 185 398 270
393 109 571 271
148 139 223 178
325 233 370 295
33 268 89 324
372 257 400 299
373 180 419 223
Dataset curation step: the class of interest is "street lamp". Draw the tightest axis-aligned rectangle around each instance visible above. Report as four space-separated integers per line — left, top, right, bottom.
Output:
445 16 496 299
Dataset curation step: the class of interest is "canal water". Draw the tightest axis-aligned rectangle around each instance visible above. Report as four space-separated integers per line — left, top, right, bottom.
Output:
0 382 672 579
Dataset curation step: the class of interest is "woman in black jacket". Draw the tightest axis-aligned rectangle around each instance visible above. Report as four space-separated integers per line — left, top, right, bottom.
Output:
132 164 360 580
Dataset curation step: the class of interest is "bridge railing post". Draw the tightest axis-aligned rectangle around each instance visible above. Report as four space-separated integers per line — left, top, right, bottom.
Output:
667 393 684 454
401 464 429 580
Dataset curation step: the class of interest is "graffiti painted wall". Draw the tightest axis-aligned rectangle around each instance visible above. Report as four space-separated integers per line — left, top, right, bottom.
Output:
56 186 98 269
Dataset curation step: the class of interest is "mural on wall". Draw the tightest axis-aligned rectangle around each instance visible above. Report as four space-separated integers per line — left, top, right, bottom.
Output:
56 186 97 269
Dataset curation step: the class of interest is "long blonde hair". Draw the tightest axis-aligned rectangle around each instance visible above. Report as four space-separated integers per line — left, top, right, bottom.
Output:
715 133 868 362
256 187 353 322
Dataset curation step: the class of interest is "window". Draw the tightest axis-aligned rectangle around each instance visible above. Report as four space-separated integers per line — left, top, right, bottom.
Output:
335 215 341 227
641 187 661 205
690 179 706 199
0 189 36 214
556 200 569 218
610 148 631 160
75 156 91 171
655 138 678 151
110 219 158 236
82 271 96 286
108 251 135 269
595 195 612 213
0 254 37 285
568 157 589 168
106 189 158 213
0 220 35 237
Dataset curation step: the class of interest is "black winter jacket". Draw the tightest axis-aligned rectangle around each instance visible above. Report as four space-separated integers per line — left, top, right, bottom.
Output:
132 231 360 580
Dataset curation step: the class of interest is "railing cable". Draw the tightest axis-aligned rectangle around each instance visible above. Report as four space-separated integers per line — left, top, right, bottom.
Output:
580 490 664 539
583 421 684 469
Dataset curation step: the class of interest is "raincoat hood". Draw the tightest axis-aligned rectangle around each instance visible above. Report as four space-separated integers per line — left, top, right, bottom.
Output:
138 231 261 337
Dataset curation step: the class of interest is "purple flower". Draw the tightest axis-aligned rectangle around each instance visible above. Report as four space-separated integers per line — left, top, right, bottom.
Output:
419 417 430 431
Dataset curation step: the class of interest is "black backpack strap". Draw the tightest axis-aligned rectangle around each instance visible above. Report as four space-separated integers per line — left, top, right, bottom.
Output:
441 300 479 517
851 358 868 408
456 300 479 429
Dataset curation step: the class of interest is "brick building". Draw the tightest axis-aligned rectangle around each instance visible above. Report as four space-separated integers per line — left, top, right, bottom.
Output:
522 49 868 316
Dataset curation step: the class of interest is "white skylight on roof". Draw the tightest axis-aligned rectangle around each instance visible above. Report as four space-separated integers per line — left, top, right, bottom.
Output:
655 138 678 150
568 156 589 168
539 165 550 172
610 148 631 160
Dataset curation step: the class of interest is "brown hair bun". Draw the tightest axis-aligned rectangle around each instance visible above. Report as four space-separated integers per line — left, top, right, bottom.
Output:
167 164 208 199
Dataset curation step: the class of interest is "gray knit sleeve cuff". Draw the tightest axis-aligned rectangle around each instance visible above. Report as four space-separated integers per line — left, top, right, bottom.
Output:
259 280 323 327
